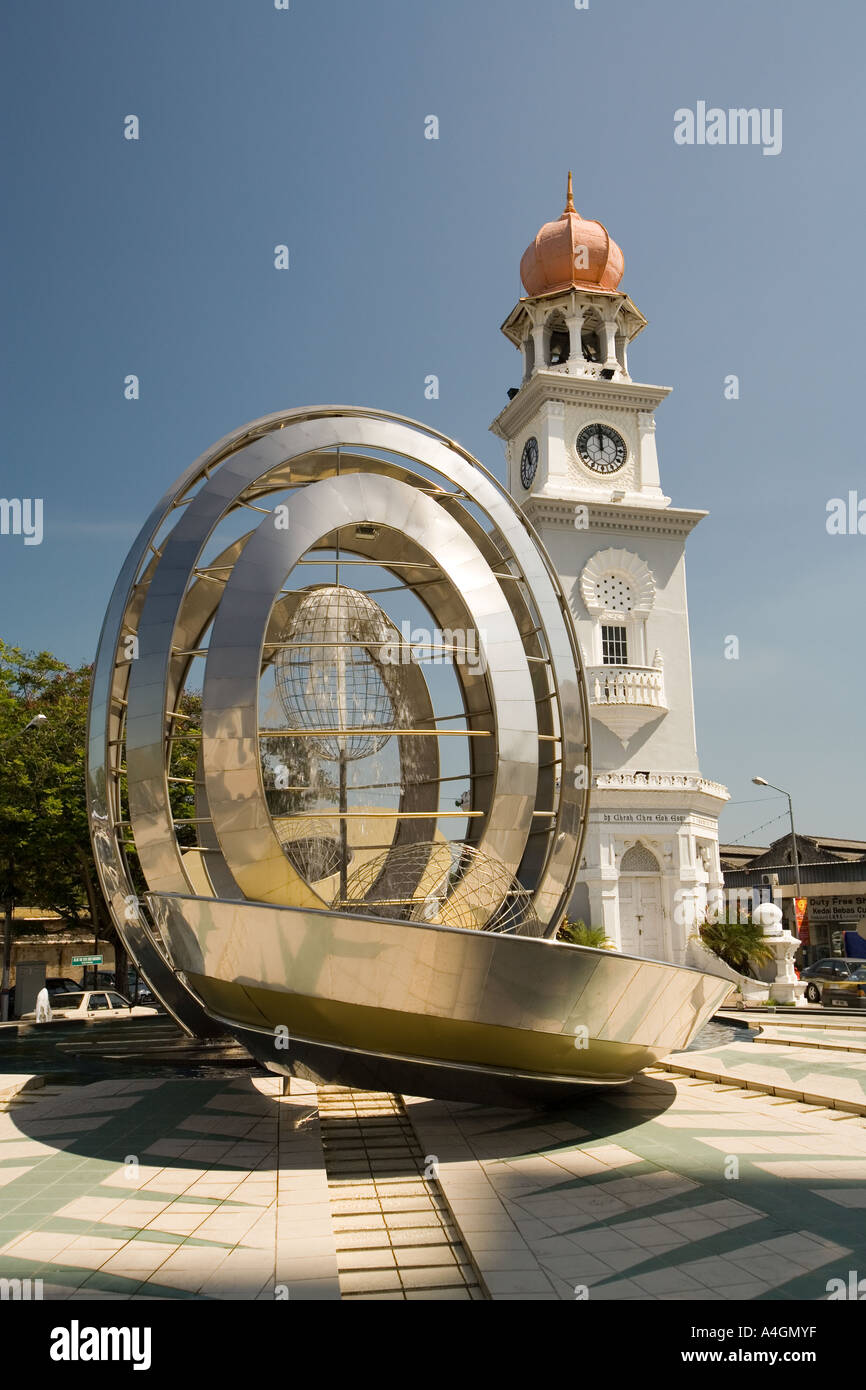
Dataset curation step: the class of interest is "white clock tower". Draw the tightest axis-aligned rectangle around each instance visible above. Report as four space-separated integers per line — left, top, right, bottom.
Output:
491 175 728 963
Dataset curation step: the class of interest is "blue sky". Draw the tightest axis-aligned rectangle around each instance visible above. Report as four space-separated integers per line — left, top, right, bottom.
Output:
2 0 863 845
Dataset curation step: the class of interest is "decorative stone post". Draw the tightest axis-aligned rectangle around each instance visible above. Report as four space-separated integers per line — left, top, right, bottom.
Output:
530 320 546 373
599 316 619 372
637 411 664 496
566 304 585 372
615 326 629 378
752 902 807 1006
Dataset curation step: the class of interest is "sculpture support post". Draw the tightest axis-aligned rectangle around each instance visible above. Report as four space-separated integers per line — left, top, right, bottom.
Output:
339 749 348 904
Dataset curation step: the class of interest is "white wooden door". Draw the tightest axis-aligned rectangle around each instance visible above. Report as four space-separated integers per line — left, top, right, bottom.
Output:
619 877 663 959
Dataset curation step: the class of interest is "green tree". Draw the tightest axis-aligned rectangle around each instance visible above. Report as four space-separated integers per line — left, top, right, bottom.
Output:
167 690 203 847
556 918 615 948
0 642 117 1014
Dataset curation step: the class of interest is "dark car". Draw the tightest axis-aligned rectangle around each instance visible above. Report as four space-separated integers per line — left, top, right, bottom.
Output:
800 958 865 1004
46 976 83 994
823 966 866 1009
95 969 155 1004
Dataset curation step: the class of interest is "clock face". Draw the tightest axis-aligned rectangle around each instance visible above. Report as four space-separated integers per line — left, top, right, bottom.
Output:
576 423 627 474
520 436 538 490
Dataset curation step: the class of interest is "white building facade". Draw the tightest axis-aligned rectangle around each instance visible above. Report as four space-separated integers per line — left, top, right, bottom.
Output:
491 176 727 964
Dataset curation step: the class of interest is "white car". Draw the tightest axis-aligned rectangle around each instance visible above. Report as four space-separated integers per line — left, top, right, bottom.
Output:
24 990 159 1020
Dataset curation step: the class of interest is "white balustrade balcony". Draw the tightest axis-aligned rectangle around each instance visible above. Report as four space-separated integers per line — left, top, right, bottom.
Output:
586 664 668 743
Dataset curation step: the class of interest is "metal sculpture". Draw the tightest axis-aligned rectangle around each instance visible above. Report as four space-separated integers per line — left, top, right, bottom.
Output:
87 406 728 1102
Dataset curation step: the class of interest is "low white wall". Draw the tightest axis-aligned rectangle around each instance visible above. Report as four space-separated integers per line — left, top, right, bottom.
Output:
686 936 770 1003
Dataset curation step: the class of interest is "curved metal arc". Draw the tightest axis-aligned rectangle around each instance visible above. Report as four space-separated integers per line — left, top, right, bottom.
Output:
124 416 548 912
202 470 538 908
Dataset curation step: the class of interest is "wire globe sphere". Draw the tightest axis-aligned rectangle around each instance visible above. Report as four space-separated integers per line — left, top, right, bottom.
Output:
279 815 351 884
273 585 396 762
333 840 543 936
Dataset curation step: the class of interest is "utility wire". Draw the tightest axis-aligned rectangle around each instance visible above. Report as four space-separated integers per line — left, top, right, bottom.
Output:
726 811 788 846
724 796 782 807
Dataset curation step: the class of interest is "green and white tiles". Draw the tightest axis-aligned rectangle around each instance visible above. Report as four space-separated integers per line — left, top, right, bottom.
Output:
0 1075 338 1300
404 1070 866 1301
663 1040 866 1111
4 1037 866 1302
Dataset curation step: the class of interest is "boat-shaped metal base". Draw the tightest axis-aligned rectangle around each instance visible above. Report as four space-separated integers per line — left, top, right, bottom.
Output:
232 1024 630 1106
149 892 730 1106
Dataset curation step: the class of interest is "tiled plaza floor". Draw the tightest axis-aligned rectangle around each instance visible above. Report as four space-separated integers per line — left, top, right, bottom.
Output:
751 1026 866 1053
404 1070 866 1300
2 1052 865 1301
0 1076 339 1300
662 1040 866 1111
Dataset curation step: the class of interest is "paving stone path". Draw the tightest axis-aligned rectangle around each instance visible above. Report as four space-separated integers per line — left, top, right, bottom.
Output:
316 1087 484 1299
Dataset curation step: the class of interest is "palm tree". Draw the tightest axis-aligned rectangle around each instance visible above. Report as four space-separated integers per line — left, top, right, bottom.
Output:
557 919 615 949
698 918 774 977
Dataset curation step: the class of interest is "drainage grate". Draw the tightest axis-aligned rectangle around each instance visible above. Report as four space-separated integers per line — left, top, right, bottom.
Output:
316 1086 486 1300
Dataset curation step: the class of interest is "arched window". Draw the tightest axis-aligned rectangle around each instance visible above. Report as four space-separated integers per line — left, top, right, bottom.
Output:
580 549 657 670
581 311 602 364
596 574 633 665
545 314 570 366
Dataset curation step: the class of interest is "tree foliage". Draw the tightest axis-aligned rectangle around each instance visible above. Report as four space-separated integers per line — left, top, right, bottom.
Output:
167 690 202 848
0 642 208 991
699 918 774 977
0 640 98 921
557 918 615 949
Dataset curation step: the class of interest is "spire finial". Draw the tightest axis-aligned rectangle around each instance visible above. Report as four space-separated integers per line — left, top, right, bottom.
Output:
564 170 576 214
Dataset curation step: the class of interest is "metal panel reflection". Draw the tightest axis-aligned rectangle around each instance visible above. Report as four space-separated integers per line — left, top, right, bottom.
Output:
149 891 730 1102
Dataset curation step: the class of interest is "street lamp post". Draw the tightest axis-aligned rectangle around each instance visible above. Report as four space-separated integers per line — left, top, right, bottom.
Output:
752 776 803 930
0 714 50 1022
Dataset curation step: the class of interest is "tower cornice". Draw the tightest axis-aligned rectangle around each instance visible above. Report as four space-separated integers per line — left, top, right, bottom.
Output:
491 371 672 440
522 496 706 539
